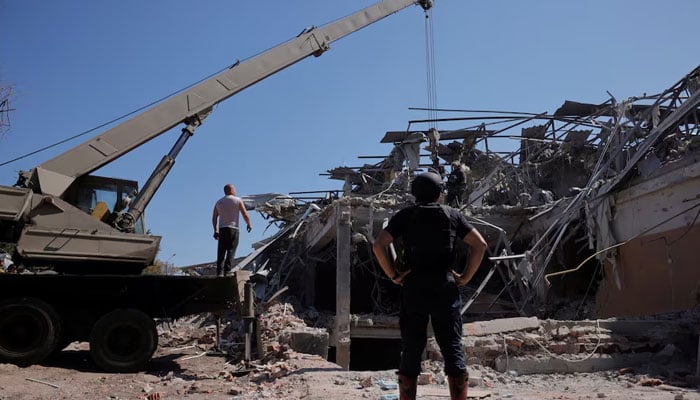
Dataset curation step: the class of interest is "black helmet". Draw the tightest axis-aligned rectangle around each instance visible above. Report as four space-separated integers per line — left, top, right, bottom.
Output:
411 172 443 203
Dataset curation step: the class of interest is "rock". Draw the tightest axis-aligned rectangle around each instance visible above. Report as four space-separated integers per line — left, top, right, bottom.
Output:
417 372 432 385
433 371 446 385
597 393 606 398
219 371 234 382
553 326 570 339
638 376 663 386
186 382 201 394
505 336 523 350
568 326 592 338
658 344 677 358
467 356 481 365
283 329 329 359
618 367 635 375
198 333 216 344
377 379 398 390
675 394 685 400
467 369 483 387
358 376 373 388
548 342 570 354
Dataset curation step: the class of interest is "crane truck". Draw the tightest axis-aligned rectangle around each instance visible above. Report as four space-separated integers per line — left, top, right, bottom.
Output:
0 0 433 372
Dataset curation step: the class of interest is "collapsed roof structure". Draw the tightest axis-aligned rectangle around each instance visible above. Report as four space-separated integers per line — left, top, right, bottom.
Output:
182 64 700 366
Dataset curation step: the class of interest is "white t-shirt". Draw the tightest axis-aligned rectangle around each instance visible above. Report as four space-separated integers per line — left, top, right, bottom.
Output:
215 195 242 229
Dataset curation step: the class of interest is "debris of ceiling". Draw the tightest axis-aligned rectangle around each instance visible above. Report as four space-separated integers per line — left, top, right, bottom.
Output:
187 64 700 329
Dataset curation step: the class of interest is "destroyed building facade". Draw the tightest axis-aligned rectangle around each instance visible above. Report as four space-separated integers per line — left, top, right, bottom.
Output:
198 65 700 367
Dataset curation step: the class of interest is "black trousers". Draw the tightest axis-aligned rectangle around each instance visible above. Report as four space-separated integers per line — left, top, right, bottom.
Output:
446 189 463 207
216 227 239 276
398 275 466 377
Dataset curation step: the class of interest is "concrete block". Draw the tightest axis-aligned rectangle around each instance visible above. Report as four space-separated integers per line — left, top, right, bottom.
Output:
504 336 523 350
578 333 613 343
464 317 540 336
473 337 498 347
417 372 432 385
551 326 570 339
466 368 482 387
284 329 329 359
541 319 678 341
494 351 669 375
547 342 569 354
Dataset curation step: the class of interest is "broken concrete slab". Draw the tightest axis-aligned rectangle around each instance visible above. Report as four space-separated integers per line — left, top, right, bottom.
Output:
494 349 673 375
281 329 330 359
464 317 540 336
541 318 696 341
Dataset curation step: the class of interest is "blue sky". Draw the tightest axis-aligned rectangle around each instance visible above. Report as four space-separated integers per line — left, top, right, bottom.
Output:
1 1 698 267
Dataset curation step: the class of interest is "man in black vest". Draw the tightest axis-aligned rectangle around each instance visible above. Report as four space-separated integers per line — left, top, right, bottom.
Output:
446 161 466 207
373 172 487 400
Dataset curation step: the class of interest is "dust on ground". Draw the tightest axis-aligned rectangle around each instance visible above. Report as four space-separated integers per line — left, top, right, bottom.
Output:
1 303 699 400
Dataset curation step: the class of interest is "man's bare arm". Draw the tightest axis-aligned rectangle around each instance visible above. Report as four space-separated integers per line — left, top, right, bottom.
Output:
240 201 252 232
452 228 487 287
372 230 395 278
372 230 409 284
212 208 219 239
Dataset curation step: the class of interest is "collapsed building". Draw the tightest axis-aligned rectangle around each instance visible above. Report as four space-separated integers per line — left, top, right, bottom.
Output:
183 65 700 370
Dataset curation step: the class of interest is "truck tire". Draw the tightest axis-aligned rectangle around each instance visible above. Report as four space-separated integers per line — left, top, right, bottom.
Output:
0 297 62 366
89 309 157 372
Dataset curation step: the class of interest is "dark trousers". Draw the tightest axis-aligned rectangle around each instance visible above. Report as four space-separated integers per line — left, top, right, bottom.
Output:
398 276 466 377
216 227 239 276
446 189 463 208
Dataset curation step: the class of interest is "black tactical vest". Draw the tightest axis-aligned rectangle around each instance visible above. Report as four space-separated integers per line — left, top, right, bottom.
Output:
401 203 456 275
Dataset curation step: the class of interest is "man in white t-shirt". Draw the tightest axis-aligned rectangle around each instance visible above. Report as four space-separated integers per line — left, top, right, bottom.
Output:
212 183 252 276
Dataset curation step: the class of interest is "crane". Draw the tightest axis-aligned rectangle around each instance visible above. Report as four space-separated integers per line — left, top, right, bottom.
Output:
2 0 433 273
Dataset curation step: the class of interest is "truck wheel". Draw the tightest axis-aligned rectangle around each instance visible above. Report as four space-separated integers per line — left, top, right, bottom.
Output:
0 297 61 366
89 309 157 372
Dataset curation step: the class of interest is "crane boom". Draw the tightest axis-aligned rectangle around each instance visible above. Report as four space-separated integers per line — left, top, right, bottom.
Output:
2 0 432 270
23 0 432 197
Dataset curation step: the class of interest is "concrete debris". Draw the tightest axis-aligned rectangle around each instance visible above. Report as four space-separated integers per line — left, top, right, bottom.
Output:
164 66 700 391
173 65 700 349
377 379 398 390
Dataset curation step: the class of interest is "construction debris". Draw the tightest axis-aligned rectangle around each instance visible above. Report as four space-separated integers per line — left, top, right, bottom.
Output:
201 64 700 334
168 66 700 384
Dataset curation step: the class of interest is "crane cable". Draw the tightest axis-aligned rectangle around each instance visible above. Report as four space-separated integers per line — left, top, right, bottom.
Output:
424 7 438 130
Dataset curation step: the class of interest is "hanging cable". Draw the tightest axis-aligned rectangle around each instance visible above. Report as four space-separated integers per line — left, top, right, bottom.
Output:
423 7 438 130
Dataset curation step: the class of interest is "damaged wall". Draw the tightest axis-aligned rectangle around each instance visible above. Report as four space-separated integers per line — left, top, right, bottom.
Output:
595 155 700 317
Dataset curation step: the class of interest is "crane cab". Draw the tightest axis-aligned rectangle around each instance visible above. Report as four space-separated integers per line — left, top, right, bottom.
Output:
63 175 146 234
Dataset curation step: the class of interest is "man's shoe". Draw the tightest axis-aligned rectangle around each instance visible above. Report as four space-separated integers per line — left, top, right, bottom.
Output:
447 373 468 400
397 374 417 400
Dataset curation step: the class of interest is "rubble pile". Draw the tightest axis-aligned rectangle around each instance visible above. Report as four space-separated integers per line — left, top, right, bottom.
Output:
173 65 700 378
425 312 700 376
256 302 329 363
228 64 700 326
150 308 700 398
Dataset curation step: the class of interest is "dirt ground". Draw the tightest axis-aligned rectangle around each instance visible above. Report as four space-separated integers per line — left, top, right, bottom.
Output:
2 305 699 400
2 340 700 400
